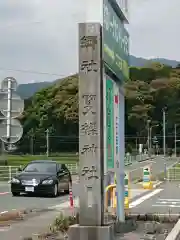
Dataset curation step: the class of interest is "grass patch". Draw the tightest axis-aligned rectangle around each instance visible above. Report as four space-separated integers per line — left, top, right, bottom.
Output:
174 163 180 167
4 154 78 166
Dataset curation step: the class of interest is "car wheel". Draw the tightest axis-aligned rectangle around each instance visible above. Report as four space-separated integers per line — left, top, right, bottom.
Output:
51 184 58 198
12 192 20 197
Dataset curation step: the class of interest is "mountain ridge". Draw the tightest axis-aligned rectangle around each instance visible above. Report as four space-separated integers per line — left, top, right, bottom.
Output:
16 55 180 99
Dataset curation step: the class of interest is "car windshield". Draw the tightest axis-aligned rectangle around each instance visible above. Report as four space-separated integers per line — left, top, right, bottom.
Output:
23 162 57 173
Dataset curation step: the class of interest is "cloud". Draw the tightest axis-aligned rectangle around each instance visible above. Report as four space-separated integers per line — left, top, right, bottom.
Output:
0 0 179 84
129 0 180 59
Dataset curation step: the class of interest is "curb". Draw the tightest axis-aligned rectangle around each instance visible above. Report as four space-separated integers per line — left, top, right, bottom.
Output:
0 210 24 222
125 157 155 166
165 219 180 240
137 157 154 163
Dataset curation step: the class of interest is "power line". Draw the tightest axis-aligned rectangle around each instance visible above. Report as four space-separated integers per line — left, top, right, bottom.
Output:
0 16 79 29
0 66 66 77
0 20 43 29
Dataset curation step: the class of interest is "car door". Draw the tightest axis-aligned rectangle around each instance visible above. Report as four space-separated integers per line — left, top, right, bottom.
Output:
61 164 70 191
56 164 66 191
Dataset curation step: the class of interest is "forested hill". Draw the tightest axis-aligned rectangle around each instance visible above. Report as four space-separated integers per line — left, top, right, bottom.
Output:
16 55 180 99
18 62 180 154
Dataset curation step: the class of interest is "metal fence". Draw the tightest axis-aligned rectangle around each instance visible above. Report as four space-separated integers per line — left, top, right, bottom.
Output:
124 153 149 165
0 166 18 182
0 153 151 183
3 134 161 156
0 163 79 183
167 167 180 181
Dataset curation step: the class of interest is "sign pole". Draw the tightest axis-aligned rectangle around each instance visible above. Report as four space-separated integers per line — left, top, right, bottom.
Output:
0 77 24 147
103 0 129 223
117 88 125 221
7 79 12 144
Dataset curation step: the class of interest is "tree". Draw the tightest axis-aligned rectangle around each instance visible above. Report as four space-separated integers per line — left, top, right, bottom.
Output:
16 64 180 154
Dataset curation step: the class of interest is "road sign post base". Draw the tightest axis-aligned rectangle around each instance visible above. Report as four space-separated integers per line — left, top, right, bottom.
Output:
142 182 153 190
68 224 115 240
124 197 129 209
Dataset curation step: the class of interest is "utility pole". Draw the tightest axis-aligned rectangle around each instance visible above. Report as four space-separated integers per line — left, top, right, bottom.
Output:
163 109 166 156
46 129 49 157
7 79 12 145
147 120 150 155
149 127 152 155
30 136 34 155
175 124 177 157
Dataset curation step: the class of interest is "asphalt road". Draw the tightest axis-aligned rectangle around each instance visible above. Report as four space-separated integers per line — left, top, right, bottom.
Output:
126 155 178 182
0 183 150 213
131 181 180 214
0 156 178 214
0 183 79 213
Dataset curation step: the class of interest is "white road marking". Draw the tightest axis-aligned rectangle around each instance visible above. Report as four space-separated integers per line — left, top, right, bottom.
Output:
129 189 163 208
166 219 180 240
50 189 164 210
0 226 11 232
156 201 167 204
0 211 8 214
152 204 180 208
156 201 180 205
158 198 180 202
152 198 180 208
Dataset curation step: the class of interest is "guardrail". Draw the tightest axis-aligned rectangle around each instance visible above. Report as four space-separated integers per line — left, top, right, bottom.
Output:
0 166 18 182
167 167 180 181
0 154 151 183
0 163 79 183
124 153 150 166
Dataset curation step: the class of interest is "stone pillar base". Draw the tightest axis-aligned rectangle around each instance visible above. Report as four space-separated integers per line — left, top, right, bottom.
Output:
68 224 115 240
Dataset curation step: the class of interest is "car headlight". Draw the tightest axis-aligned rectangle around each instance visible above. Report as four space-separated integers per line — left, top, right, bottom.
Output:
42 179 53 184
11 178 20 183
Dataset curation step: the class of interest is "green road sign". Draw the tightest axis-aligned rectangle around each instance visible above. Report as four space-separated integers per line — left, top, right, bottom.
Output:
144 167 149 173
103 0 129 81
153 136 158 144
144 171 150 176
124 178 128 185
106 78 114 169
143 167 150 176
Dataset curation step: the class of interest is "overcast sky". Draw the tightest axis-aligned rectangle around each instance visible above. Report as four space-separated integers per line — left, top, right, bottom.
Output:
0 0 179 84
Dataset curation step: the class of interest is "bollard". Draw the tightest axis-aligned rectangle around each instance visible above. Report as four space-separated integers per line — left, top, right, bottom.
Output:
105 179 130 215
69 184 74 215
124 172 129 210
164 162 167 180
142 165 153 189
105 184 116 212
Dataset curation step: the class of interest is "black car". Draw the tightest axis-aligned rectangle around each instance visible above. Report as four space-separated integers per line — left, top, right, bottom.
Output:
11 160 72 197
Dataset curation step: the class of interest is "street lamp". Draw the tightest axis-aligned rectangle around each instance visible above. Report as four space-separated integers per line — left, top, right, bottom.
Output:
147 120 151 155
175 124 177 157
162 108 167 156
46 129 49 157
149 124 159 154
